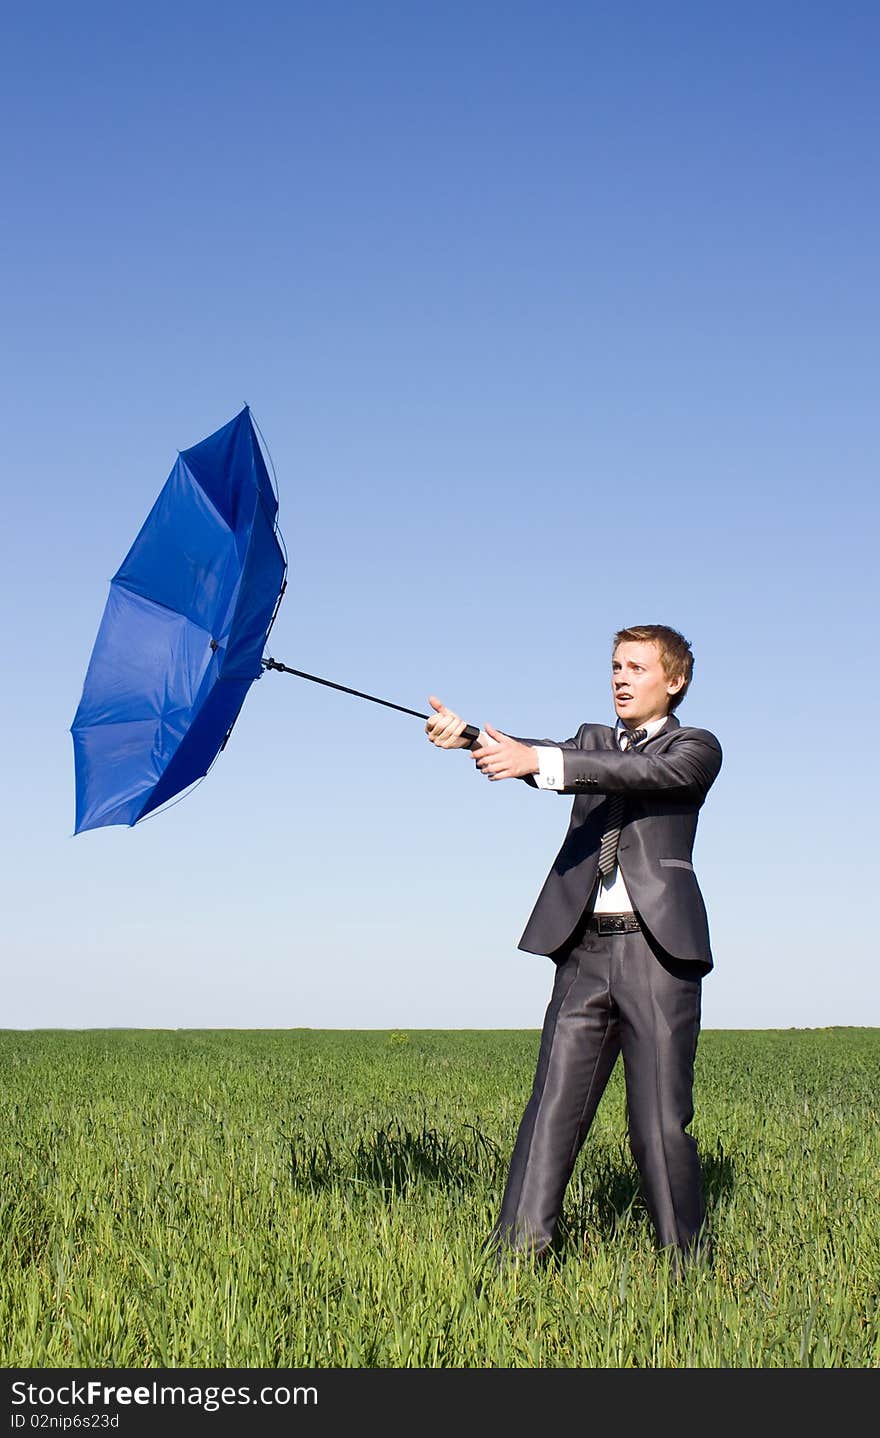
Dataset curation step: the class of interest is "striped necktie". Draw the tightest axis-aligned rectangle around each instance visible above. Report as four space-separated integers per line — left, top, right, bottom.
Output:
597 727 648 878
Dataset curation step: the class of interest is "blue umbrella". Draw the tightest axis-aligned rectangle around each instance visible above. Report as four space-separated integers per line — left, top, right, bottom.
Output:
71 406 287 832
71 406 479 834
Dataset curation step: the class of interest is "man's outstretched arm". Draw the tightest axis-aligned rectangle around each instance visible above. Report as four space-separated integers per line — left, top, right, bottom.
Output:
561 733 722 802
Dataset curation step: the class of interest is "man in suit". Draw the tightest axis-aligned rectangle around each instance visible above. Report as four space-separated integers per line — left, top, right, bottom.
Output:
425 623 722 1271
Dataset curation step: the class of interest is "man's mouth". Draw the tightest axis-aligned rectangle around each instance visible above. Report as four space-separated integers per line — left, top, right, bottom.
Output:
616 694 633 703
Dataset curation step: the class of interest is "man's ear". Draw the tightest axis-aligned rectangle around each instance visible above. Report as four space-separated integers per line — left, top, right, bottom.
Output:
668 673 685 696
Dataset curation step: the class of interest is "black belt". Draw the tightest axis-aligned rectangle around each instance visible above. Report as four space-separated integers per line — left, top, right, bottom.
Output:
585 912 641 935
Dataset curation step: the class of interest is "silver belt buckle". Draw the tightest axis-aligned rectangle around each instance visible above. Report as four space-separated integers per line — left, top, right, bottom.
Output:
599 915 626 934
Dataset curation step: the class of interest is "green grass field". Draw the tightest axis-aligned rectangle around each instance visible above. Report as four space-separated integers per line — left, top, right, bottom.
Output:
1 1028 877 1368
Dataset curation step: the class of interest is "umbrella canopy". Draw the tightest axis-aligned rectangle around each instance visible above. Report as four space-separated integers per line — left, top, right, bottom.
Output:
71 406 286 833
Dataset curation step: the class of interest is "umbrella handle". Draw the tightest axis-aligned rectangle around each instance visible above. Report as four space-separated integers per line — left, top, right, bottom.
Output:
262 658 481 747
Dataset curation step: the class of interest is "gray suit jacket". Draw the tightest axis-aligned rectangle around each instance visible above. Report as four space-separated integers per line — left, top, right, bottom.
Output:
514 713 722 969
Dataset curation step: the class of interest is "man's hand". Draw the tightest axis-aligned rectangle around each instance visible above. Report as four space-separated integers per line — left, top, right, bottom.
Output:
425 695 472 748
472 725 539 780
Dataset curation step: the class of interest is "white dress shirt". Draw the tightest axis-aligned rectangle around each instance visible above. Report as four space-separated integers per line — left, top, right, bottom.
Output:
531 715 669 914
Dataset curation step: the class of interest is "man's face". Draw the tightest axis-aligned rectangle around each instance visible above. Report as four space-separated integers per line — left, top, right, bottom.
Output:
611 641 684 728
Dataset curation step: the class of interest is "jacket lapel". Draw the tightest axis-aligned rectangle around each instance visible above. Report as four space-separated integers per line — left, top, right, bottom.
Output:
644 712 679 745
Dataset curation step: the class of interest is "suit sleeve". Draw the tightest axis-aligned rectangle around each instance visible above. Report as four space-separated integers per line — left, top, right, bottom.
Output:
505 729 588 790
560 729 722 802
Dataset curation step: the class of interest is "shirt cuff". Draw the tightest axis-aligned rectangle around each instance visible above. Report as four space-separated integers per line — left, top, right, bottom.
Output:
533 746 564 790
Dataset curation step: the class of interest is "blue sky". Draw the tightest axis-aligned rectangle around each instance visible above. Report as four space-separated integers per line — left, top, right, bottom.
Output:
2 1 878 1029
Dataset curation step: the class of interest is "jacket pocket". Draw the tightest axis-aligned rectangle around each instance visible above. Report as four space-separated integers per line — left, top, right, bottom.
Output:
659 858 695 871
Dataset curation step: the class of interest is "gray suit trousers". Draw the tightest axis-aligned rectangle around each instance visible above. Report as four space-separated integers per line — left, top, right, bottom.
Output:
493 921 705 1257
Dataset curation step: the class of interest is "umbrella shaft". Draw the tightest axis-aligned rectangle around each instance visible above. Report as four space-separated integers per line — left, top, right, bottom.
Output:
262 659 429 720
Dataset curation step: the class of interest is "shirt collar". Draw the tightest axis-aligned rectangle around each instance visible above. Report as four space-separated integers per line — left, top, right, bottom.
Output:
614 715 668 747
